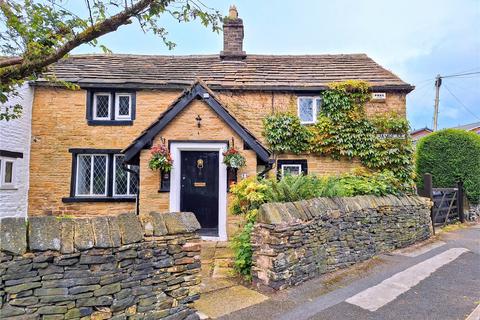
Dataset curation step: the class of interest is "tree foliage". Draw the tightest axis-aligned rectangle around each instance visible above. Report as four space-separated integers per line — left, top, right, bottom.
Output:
0 0 222 120
416 129 480 203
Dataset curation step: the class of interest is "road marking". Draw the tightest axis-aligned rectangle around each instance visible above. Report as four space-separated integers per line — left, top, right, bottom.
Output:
395 241 446 257
466 304 480 320
346 247 469 312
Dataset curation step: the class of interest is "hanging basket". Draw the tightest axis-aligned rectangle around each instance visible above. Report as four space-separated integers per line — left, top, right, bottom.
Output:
222 147 246 169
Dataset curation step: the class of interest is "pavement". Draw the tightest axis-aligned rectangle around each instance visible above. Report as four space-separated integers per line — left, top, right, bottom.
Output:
194 240 268 319
214 223 480 320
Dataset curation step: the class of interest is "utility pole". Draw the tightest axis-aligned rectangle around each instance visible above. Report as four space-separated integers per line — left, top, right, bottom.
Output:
433 74 442 131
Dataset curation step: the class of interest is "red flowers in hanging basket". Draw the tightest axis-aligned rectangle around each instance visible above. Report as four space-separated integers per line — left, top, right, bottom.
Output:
148 144 173 172
222 147 246 168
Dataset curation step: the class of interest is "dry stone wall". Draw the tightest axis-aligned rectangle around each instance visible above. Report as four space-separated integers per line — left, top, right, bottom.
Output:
252 195 433 290
0 212 202 320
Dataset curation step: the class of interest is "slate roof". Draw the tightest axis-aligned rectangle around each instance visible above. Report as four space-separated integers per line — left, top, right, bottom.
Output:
37 53 413 91
451 121 480 131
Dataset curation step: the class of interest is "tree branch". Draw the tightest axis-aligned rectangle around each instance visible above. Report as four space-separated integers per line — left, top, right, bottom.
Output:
0 0 156 84
0 56 23 68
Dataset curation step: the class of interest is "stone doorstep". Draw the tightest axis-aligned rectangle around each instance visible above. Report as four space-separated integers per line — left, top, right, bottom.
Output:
194 285 268 319
211 265 236 279
199 278 236 294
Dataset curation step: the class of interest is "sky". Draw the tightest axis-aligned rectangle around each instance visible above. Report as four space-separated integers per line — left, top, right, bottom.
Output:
72 0 480 130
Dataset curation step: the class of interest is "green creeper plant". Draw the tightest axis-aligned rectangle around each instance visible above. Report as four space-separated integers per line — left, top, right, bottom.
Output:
262 113 313 154
262 80 415 187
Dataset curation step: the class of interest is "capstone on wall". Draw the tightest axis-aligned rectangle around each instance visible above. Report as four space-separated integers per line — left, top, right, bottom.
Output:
0 212 202 320
0 84 34 219
251 195 432 290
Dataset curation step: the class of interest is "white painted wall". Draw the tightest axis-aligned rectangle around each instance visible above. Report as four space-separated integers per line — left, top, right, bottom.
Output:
0 84 33 218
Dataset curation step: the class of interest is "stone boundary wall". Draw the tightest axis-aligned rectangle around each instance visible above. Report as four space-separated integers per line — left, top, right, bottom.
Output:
0 212 202 320
252 195 433 290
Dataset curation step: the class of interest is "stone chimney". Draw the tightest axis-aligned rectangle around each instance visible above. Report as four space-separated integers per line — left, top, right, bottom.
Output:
220 5 246 60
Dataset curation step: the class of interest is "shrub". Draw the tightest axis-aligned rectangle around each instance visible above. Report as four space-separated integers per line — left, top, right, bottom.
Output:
229 177 269 216
332 169 405 197
231 222 254 280
416 129 480 203
262 174 324 202
230 177 267 279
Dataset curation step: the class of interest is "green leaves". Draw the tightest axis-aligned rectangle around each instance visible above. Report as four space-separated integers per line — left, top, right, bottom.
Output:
262 113 313 154
416 129 480 203
261 80 415 187
231 222 254 279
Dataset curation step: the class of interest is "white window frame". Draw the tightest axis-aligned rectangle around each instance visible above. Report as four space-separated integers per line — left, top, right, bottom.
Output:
281 164 303 177
93 92 112 120
297 96 322 124
75 154 108 197
113 154 136 197
0 157 16 188
114 93 132 120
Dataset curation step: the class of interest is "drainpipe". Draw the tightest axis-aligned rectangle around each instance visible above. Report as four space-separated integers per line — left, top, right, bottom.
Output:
122 163 140 215
258 159 275 179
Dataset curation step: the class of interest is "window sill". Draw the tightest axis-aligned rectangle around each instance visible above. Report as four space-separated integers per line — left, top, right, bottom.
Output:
87 120 133 126
0 186 18 191
62 197 136 203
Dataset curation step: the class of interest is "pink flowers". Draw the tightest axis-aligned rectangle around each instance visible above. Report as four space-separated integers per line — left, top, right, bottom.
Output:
148 144 173 172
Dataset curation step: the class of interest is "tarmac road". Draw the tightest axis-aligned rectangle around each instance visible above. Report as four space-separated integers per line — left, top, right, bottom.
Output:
220 224 480 320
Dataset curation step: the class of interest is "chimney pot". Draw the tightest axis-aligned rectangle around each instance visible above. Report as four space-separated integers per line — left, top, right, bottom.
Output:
220 5 246 61
229 5 238 19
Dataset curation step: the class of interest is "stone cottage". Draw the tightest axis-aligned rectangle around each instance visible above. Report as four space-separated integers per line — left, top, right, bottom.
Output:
28 7 413 240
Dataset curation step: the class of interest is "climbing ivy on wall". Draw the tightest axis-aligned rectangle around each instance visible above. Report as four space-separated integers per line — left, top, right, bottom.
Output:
262 80 415 187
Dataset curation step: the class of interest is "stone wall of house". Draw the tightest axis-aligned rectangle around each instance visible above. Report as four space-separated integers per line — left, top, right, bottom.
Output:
0 84 34 219
251 195 432 290
139 98 258 216
272 153 363 177
0 212 202 319
29 87 181 216
29 87 406 216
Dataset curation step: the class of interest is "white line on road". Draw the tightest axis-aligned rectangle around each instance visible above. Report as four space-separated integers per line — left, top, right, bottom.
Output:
466 304 480 320
346 247 469 312
394 241 446 257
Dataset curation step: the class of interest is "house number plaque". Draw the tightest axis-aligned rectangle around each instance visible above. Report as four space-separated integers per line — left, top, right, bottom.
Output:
194 182 206 187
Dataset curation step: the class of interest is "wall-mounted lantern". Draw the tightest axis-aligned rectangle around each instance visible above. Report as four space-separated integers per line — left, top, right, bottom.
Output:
195 114 202 128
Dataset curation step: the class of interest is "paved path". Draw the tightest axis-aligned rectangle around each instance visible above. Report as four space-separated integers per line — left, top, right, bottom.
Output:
219 224 480 320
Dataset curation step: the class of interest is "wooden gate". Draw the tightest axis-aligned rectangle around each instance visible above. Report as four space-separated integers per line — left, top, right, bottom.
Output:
432 188 459 225
417 174 465 233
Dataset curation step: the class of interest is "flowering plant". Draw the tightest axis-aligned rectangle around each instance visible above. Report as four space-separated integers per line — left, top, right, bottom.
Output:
148 144 173 172
223 147 246 168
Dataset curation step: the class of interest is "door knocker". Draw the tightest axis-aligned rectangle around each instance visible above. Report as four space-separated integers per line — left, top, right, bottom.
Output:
197 159 204 169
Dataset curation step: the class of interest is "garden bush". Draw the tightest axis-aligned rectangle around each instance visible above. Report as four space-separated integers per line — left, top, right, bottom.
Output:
416 129 480 203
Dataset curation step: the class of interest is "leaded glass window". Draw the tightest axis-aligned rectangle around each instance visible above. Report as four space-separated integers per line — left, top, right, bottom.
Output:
113 155 137 196
76 154 107 196
115 94 131 119
93 93 111 120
